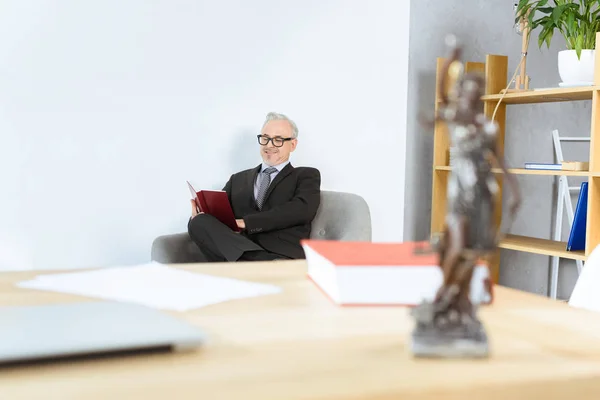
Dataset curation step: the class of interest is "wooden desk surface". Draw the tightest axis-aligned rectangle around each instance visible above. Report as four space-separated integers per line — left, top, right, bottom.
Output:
1 260 600 399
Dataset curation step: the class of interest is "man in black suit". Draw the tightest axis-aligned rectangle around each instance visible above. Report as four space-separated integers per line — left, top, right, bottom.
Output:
187 112 321 262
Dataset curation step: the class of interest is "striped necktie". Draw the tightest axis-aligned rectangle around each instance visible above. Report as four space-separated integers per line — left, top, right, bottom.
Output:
256 167 277 210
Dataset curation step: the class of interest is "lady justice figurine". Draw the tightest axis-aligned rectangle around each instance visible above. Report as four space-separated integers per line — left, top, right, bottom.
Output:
410 34 521 358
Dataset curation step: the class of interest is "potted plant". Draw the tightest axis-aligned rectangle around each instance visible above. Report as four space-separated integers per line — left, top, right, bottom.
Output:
516 0 600 85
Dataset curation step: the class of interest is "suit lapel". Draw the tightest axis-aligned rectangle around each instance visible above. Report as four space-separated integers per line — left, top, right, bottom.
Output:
246 164 261 209
247 164 261 191
264 162 293 201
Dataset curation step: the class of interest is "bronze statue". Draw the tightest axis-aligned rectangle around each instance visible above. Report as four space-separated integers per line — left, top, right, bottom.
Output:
410 34 521 358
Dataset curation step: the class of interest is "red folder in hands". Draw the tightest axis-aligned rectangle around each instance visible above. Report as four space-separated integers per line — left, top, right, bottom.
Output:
187 181 240 232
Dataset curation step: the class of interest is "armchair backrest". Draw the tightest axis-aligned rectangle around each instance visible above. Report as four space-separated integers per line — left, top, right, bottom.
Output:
310 190 372 242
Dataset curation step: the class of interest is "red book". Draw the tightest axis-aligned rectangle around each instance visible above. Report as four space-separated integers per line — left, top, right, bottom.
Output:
187 181 240 232
301 240 493 306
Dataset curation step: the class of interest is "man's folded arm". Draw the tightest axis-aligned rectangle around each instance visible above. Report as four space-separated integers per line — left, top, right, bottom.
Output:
243 168 321 234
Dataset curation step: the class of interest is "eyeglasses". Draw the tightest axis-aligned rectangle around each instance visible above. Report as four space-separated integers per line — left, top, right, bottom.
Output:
257 135 294 147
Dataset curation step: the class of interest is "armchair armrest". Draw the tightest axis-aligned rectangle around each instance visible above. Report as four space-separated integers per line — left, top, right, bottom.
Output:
151 233 208 264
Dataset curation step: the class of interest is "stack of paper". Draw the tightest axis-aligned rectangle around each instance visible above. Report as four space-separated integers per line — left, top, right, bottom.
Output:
16 263 282 311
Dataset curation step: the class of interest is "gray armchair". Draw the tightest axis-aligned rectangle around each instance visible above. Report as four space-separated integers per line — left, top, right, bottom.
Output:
150 190 372 263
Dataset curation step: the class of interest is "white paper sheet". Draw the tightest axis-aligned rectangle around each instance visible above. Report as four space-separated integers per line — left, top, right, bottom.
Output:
569 245 600 312
16 263 282 311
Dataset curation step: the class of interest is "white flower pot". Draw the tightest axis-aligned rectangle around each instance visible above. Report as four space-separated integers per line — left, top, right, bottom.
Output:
558 49 595 85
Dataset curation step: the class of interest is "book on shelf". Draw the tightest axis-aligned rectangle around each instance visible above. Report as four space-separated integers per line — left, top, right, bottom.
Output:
301 240 492 306
186 181 240 232
567 182 588 251
523 161 589 171
524 162 562 170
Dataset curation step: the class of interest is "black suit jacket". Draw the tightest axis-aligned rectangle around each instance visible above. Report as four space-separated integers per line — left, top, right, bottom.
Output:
222 163 321 259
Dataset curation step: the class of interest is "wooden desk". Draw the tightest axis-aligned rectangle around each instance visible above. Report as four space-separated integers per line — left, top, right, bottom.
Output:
1 260 600 399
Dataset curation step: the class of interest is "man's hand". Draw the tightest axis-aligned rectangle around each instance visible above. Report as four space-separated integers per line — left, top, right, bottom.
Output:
191 199 203 218
236 219 245 230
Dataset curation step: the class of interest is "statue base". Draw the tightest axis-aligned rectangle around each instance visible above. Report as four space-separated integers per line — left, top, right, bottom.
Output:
409 301 489 359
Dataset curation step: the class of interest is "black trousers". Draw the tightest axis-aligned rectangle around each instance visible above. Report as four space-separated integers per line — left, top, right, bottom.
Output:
187 214 288 262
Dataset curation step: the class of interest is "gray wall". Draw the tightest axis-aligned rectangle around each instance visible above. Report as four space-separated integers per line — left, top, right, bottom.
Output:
404 0 591 299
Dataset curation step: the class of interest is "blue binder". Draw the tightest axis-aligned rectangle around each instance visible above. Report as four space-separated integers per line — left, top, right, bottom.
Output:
567 181 588 251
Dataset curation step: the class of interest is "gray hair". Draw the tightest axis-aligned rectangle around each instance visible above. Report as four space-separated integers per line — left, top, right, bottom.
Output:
262 112 298 138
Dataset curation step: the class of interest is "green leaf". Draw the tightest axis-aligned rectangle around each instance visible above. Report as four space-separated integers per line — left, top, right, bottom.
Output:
545 28 555 48
576 33 584 59
538 7 555 13
591 1 600 19
539 23 555 48
552 4 566 23
567 11 575 36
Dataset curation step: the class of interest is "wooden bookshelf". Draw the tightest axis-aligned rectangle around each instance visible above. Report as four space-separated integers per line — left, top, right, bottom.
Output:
435 166 589 177
499 234 586 261
430 33 600 284
481 86 596 104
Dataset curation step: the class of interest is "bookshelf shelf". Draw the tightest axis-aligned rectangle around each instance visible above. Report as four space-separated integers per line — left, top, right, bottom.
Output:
481 86 597 104
435 166 589 177
430 35 600 284
499 234 586 261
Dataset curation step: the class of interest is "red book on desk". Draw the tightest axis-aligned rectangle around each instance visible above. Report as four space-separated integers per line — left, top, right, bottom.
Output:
187 181 240 232
301 240 492 306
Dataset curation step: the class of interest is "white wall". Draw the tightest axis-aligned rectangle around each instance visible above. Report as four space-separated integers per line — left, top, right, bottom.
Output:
0 0 410 270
